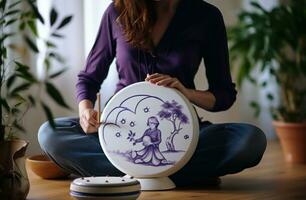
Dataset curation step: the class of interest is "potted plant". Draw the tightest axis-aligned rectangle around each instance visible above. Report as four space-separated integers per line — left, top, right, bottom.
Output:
228 0 306 163
0 0 72 199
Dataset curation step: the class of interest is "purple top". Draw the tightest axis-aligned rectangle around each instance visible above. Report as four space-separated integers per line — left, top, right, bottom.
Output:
76 0 237 112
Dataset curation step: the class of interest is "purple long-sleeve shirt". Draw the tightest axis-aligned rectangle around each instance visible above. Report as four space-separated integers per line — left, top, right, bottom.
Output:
76 0 237 112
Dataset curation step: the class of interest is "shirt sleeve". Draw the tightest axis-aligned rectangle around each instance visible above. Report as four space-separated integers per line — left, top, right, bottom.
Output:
202 7 237 112
75 4 116 105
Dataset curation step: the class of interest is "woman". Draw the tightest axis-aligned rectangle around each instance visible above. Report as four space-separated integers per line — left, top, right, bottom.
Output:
38 0 267 186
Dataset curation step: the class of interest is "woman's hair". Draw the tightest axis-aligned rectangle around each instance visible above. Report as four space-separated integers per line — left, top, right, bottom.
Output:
114 0 156 51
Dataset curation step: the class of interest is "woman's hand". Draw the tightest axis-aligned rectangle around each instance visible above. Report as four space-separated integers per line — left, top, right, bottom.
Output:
145 73 216 110
79 108 100 134
79 108 99 134
145 73 190 99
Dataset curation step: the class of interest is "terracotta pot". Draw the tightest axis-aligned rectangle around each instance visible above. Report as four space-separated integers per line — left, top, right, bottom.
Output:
26 154 69 179
0 139 30 200
273 121 306 164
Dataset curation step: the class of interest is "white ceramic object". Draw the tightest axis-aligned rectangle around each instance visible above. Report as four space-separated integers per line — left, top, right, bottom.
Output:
70 176 141 200
98 81 199 190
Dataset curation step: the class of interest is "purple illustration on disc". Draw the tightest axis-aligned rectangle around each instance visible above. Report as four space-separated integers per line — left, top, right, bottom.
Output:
101 94 190 167
158 100 189 152
130 116 169 166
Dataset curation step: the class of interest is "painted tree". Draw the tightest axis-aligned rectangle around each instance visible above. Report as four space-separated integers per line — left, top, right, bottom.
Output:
158 100 189 152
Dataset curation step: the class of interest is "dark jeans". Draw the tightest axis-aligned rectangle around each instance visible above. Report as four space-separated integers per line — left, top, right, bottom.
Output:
38 117 267 186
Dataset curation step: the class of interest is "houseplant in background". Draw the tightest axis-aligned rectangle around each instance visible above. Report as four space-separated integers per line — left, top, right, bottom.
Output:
0 0 73 199
228 0 306 163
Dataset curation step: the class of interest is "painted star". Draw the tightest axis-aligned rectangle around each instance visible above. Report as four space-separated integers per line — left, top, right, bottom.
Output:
143 107 150 113
129 121 135 127
120 118 126 124
115 132 121 137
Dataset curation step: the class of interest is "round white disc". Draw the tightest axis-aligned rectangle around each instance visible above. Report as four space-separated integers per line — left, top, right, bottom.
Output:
70 177 140 193
98 81 199 178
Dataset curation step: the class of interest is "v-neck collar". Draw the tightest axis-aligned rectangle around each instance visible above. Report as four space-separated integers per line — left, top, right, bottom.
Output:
151 0 186 53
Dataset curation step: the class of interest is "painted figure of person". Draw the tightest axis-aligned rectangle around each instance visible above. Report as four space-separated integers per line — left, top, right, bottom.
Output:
131 116 168 166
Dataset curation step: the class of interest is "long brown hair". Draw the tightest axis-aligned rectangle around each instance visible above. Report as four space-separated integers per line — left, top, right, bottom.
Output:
114 0 157 51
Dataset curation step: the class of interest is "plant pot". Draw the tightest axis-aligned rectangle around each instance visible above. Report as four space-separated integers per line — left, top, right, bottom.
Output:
273 121 306 164
0 139 30 200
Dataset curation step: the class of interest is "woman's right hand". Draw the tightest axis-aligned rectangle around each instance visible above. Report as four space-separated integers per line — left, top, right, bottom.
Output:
79 108 100 134
78 99 100 134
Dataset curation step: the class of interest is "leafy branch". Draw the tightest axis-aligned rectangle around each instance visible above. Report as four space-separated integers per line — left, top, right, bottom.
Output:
0 0 73 141
228 0 306 122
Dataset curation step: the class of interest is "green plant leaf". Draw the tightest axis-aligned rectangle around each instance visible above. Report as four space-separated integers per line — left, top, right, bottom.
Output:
11 107 21 114
46 40 57 48
0 0 7 11
10 83 31 96
24 35 39 53
14 61 37 83
28 95 36 106
15 61 30 70
44 58 50 72
8 0 22 9
6 74 17 89
50 8 58 26
49 68 67 79
41 101 55 129
250 1 268 14
49 52 64 63
250 101 261 118
19 21 26 30
266 93 274 101
57 15 72 30
0 46 6 59
51 32 64 38
0 98 10 112
5 18 18 26
45 82 70 109
4 9 19 17
26 0 45 24
261 81 267 87
27 20 38 37
13 120 26 132
0 32 16 43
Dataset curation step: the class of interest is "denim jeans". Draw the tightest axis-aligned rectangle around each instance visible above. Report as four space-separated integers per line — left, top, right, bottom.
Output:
38 117 267 186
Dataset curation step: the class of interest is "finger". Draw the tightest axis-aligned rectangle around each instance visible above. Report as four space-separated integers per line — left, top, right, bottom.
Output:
83 109 96 120
88 117 99 127
81 118 98 134
86 127 98 134
80 117 90 132
168 80 182 90
81 115 91 128
149 75 170 84
145 74 150 81
156 77 175 86
146 73 165 81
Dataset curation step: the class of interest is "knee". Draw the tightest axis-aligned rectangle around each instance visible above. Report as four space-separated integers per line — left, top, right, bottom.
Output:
239 123 267 166
37 119 64 156
38 120 54 152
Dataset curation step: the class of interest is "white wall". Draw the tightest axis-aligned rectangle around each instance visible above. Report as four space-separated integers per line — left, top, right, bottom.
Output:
84 0 118 111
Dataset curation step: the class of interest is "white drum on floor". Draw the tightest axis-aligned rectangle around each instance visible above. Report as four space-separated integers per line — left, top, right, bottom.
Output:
70 176 141 200
98 81 199 190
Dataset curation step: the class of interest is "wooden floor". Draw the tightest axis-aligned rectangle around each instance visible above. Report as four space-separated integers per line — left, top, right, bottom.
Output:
27 141 306 200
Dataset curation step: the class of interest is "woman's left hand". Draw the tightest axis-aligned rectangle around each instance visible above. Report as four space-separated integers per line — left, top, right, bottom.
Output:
145 73 190 99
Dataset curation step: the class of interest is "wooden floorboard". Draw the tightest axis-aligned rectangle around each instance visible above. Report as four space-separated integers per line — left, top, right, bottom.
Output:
27 141 306 200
